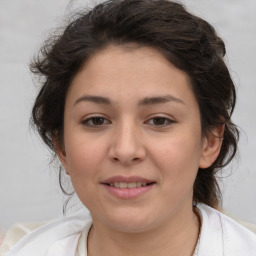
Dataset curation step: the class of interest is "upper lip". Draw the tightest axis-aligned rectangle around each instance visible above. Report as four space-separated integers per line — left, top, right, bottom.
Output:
101 175 155 184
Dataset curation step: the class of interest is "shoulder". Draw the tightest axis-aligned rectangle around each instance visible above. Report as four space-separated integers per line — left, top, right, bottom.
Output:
198 204 256 256
221 210 256 235
0 221 47 255
0 215 92 256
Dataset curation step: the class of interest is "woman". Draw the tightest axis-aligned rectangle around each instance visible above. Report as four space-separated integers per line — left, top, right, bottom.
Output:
2 0 256 255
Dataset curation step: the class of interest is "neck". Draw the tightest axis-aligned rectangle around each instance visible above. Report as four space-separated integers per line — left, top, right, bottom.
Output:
87 206 200 256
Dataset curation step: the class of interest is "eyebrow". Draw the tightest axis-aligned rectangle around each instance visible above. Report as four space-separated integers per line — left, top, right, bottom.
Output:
73 94 184 106
138 95 184 106
74 95 111 106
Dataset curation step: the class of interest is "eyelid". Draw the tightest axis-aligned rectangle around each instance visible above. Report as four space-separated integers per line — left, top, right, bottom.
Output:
145 115 176 126
81 115 111 126
80 114 176 127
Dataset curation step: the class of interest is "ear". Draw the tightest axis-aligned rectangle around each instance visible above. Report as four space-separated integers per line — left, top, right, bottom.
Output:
199 125 225 169
53 137 70 175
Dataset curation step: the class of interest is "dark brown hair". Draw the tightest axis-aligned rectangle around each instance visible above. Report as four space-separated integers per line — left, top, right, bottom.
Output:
31 0 239 208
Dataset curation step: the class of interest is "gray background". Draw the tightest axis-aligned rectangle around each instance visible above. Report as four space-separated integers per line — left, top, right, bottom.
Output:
0 0 255 232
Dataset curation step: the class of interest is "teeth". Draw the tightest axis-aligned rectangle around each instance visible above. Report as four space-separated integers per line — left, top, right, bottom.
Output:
120 182 128 189
128 182 136 188
136 182 142 187
109 182 150 188
114 182 120 188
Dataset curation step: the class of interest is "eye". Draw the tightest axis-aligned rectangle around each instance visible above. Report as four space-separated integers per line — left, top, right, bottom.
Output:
81 116 111 126
146 117 174 126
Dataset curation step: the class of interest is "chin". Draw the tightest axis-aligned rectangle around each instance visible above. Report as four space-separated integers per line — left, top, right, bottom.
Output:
102 210 158 233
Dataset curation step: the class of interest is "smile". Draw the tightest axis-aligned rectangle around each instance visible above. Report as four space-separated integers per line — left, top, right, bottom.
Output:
101 176 156 199
107 182 153 188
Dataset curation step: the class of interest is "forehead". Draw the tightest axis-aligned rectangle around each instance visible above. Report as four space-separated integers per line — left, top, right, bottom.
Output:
66 44 197 108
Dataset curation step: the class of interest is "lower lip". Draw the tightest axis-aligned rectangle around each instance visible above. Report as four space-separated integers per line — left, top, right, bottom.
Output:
102 184 155 199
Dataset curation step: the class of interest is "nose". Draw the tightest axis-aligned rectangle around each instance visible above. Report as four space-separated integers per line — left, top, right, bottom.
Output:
108 120 146 165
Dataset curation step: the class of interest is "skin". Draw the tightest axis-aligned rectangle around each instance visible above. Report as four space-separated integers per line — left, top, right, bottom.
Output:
57 45 223 256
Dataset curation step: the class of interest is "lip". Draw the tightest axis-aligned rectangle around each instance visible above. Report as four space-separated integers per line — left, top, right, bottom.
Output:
101 175 154 184
101 176 156 199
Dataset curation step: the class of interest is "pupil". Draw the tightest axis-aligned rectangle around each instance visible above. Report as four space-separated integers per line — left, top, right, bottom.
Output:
153 117 165 125
93 117 104 125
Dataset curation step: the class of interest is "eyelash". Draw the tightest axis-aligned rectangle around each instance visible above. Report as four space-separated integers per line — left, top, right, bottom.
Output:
81 116 175 127
145 117 175 127
81 116 111 126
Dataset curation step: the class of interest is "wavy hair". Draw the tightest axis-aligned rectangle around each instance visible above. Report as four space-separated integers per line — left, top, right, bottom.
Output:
31 0 239 209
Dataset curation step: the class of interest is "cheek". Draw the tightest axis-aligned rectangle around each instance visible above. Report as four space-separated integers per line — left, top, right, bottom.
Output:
149 130 203 180
64 139 105 205
153 136 201 163
64 136 106 179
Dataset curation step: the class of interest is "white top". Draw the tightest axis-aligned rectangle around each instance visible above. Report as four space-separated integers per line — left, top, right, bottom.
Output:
1 204 256 256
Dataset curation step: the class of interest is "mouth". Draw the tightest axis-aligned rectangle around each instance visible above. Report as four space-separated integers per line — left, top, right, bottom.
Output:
104 181 155 189
101 176 156 199
101 175 156 188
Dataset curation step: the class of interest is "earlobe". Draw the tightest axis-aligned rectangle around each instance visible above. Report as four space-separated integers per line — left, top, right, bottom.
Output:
199 125 225 169
53 137 70 175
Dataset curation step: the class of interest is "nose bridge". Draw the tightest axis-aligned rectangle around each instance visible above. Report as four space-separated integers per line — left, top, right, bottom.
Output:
110 116 145 164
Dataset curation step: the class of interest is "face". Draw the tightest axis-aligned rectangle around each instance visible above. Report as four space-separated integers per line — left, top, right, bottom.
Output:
57 45 217 233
